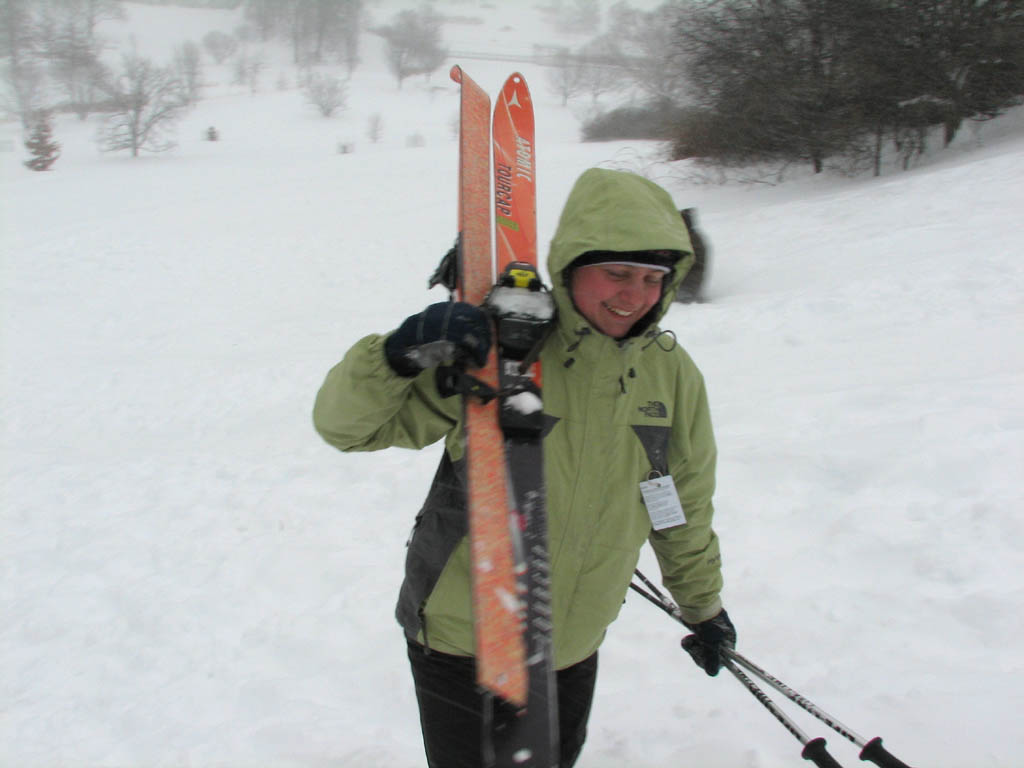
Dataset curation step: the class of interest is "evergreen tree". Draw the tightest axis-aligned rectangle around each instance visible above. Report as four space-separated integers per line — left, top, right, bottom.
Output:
23 112 60 171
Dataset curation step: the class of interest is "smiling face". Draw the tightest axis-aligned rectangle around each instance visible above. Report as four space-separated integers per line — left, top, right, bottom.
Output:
570 263 668 339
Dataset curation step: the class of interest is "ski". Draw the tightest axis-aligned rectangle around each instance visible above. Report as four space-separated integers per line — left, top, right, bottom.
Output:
487 72 559 768
443 67 558 767
448 64 529 709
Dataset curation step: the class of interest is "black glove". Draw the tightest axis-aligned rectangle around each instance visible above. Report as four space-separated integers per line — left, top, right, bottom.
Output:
681 609 736 677
384 301 492 377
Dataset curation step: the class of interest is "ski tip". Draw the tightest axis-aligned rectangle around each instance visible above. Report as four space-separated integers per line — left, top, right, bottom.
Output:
502 72 532 102
503 72 527 90
450 65 463 84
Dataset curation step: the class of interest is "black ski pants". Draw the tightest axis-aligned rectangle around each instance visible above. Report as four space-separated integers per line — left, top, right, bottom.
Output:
407 640 598 768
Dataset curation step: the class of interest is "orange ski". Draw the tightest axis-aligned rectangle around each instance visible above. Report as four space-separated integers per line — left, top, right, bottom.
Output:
491 72 559 766
493 73 538 276
450 65 528 707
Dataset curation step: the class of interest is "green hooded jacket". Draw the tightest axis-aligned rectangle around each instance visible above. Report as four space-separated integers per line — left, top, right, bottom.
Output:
314 168 723 669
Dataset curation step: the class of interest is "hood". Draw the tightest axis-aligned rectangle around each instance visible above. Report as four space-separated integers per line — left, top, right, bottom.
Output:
547 168 694 338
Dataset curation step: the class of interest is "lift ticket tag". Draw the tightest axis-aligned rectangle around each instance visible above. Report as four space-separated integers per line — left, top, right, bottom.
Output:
639 473 687 530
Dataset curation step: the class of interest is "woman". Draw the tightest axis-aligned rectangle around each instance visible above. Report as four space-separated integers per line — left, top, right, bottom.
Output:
313 168 736 767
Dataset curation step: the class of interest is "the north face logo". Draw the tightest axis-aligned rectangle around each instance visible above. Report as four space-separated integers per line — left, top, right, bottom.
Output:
638 401 668 418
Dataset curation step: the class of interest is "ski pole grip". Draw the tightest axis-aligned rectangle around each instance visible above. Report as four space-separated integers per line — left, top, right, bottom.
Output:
859 737 914 768
801 737 844 768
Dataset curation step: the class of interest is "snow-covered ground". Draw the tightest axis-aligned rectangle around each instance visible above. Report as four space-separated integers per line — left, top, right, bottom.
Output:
2 3 1023 766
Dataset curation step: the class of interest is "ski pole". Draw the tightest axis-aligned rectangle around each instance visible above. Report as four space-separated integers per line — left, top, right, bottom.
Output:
629 569 687 623
724 657 846 768
630 570 917 768
723 648 915 768
629 575 844 767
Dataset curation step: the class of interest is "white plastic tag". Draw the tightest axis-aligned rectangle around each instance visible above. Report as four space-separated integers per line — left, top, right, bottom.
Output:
640 474 687 530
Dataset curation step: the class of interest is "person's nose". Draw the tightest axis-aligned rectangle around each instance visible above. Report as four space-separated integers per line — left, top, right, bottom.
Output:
618 277 645 305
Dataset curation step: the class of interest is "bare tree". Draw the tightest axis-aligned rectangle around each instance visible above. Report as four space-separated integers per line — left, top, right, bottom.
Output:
1 0 46 127
1 0 35 80
243 0 284 42
284 0 315 65
308 0 342 64
2 57 50 129
42 31 108 118
546 47 587 107
173 40 202 105
3 0 125 124
618 3 689 106
36 0 122 118
46 0 124 42
366 112 383 143
202 30 237 64
375 7 446 89
305 71 345 116
232 48 264 93
552 0 601 34
97 52 184 157
576 34 627 104
241 0 362 74
337 0 362 76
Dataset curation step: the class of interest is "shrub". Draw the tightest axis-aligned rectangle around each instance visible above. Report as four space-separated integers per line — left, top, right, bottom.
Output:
581 103 687 142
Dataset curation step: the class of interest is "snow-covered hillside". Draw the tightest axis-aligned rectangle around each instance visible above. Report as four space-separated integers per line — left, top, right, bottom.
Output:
2 3 1023 767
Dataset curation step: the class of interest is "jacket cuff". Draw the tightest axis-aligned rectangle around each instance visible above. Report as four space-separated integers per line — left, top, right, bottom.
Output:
367 333 425 389
677 597 723 626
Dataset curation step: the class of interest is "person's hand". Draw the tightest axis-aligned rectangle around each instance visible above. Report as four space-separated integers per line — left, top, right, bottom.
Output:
384 302 492 377
681 609 736 677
